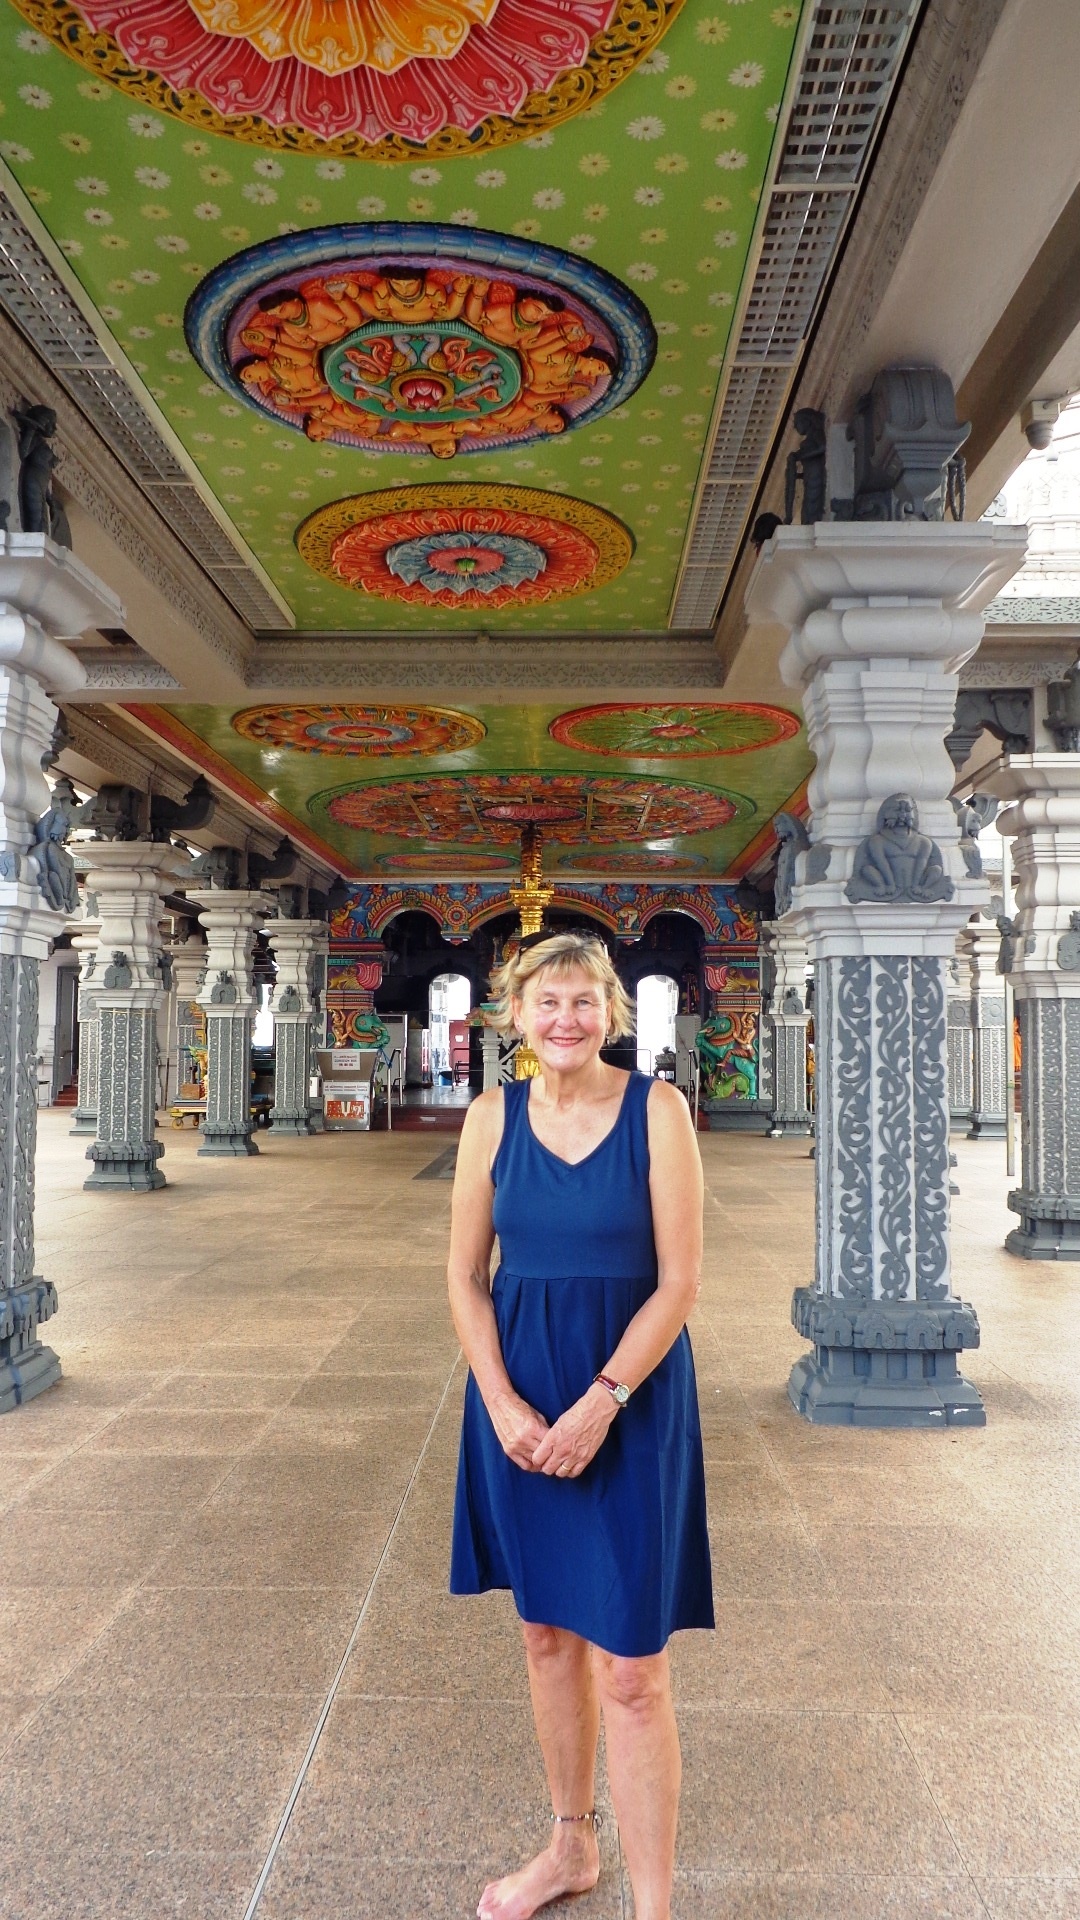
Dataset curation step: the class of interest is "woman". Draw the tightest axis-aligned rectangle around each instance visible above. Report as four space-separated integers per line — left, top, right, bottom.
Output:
449 931 713 1920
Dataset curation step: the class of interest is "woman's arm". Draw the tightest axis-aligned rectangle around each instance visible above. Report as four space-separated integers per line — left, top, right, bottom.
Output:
531 1080 704 1477
447 1090 550 1471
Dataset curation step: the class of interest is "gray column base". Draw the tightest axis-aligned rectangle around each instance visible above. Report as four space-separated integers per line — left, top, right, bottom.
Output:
702 1103 772 1133
789 1287 985 1427
269 1114 316 1136
1005 1190 1080 1259
767 1116 814 1137
69 1110 97 1136
85 1138 166 1191
967 1113 1007 1140
198 1126 259 1157
0 1281 61 1413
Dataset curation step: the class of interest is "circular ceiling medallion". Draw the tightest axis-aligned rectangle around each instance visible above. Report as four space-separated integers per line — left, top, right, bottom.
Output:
296 486 632 608
17 0 681 158
185 225 654 458
550 702 803 758
231 702 485 756
311 773 748 846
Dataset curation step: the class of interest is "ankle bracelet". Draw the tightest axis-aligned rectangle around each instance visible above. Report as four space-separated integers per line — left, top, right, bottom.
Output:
552 1810 602 1830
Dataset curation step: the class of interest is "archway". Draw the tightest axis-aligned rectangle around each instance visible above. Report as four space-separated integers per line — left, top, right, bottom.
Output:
636 974 678 1076
429 971 472 1084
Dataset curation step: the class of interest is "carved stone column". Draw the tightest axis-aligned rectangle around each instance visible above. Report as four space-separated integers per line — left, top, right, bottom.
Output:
747 521 1025 1425
81 842 191 1190
967 914 1008 1140
266 916 327 1136
947 936 974 1130
762 920 812 1136
0 531 122 1408
190 889 273 1156
167 931 207 1107
69 894 101 1135
985 757 1080 1255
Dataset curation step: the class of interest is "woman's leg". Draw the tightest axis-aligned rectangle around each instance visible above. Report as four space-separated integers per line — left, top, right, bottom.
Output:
593 1647 680 1920
477 1622 601 1920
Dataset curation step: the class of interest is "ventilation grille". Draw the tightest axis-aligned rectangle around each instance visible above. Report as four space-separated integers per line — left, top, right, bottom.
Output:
671 0 922 630
0 192 291 631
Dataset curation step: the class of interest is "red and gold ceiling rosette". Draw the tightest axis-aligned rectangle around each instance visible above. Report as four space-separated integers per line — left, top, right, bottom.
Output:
17 0 683 157
296 484 633 610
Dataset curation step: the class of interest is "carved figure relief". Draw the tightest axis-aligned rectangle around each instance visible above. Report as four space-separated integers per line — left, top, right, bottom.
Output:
186 228 655 458
773 810 811 917
1057 911 1080 972
845 795 954 905
102 951 133 988
31 775 81 915
783 408 827 525
210 970 239 1005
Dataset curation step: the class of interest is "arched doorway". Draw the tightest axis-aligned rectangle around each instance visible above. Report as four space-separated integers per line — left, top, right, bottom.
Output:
429 971 472 1083
636 974 678 1076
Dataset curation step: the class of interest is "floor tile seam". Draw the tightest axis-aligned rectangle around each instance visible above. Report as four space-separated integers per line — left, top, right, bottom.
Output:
242 1350 466 1920
890 1709 993 1907
0 1359 198 1513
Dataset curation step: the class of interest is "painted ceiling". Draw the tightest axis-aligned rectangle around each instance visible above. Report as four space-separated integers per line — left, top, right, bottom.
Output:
130 698 811 880
0 0 806 634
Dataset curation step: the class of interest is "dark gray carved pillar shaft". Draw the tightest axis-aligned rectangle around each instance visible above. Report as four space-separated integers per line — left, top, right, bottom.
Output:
266 917 325 1137
987 757 1080 1256
71 993 99 1136
968 919 1007 1140
88 1005 163 1190
201 1010 256 1156
947 945 974 1129
0 954 58 1412
270 1016 313 1135
191 890 272 1157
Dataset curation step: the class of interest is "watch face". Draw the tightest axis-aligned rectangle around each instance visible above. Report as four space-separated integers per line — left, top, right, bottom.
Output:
614 1383 630 1407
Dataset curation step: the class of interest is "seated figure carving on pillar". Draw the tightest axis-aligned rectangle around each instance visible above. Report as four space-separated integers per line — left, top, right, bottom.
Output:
1056 911 1080 972
1045 659 1080 752
783 409 827 525
830 366 970 523
30 775 80 914
846 794 954 905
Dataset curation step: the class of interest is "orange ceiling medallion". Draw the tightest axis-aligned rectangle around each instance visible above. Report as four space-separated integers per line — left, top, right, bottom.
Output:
14 0 684 158
296 484 633 608
231 702 485 755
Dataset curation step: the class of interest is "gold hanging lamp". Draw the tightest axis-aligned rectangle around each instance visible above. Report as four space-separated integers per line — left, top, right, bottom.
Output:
509 824 553 1079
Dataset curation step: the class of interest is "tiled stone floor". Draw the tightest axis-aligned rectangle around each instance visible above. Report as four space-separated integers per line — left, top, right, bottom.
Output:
4 1112 1079 1919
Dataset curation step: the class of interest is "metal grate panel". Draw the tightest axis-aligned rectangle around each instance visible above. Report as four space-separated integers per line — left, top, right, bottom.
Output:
671 0 922 630
0 192 290 630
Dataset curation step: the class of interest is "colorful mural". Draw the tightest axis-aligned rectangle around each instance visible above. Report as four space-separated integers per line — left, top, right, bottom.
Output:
297 485 632 606
549 701 802 758
329 879 756 945
126 698 810 878
0 2 805 634
231 702 485 756
185 225 655 458
16 0 677 158
314 771 746 847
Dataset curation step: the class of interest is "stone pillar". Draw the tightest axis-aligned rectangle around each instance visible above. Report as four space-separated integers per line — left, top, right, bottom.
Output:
763 920 812 1136
81 842 191 1191
266 916 327 1136
167 932 208 1106
69 895 101 1135
985 757 1080 1256
947 936 974 1130
190 890 273 1156
967 914 1008 1140
747 520 1026 1426
0 531 123 1408
482 1023 501 1092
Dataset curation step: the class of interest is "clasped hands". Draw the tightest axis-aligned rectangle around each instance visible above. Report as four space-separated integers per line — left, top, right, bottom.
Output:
487 1383 617 1478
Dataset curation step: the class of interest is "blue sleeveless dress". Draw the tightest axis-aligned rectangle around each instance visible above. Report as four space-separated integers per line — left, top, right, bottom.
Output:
450 1071 714 1658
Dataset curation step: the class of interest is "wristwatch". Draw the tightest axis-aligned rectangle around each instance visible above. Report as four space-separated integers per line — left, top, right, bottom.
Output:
595 1372 631 1409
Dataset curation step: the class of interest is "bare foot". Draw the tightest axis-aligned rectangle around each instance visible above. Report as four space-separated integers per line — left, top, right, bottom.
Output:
476 1828 600 1920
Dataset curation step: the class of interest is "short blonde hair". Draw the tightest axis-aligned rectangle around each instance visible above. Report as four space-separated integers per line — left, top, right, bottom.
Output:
489 931 635 1039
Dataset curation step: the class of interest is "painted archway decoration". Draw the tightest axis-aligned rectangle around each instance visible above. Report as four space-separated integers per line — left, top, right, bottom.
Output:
329 880 759 945
185 225 655 459
15 0 681 159
231 702 486 756
550 702 803 758
296 486 633 608
311 772 748 846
